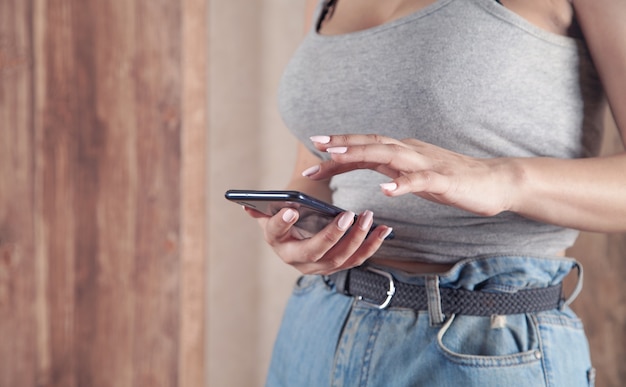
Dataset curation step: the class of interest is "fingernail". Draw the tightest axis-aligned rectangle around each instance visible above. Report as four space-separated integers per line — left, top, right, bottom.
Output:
338 211 355 231
301 165 320 177
379 227 393 240
282 208 297 223
310 135 331 144
380 182 398 192
358 210 374 231
327 147 348 154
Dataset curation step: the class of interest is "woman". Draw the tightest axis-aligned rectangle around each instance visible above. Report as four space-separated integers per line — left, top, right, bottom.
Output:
244 0 626 385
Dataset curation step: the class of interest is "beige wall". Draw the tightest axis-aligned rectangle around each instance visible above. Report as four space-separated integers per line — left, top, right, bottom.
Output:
207 1 304 385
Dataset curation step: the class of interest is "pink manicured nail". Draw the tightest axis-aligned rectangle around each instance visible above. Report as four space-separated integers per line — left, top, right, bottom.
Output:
358 210 374 231
338 211 355 231
282 209 297 223
301 165 320 177
310 135 331 144
327 147 348 154
379 227 393 240
380 182 398 192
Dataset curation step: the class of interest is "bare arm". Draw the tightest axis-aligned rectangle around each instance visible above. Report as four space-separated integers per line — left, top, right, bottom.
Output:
573 0 626 134
509 0 626 232
307 133 626 234
508 154 626 232
302 0 626 233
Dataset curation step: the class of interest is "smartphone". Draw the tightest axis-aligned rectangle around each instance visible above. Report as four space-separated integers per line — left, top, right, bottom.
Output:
225 189 394 240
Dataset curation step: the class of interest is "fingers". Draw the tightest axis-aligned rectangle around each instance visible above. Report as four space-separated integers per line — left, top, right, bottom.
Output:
310 134 400 149
311 133 427 165
262 207 303 244
275 209 356 267
301 158 371 179
293 211 393 275
309 134 407 171
302 134 454 198
304 139 418 181
260 206 391 275
242 205 271 219
380 171 452 197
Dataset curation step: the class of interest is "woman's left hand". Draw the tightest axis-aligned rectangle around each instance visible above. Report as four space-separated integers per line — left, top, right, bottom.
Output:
303 134 520 217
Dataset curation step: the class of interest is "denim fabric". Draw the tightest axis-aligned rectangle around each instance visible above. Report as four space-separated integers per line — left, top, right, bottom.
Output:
266 256 595 387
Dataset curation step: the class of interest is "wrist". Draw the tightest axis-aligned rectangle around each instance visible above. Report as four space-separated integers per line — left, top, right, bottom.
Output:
501 157 529 214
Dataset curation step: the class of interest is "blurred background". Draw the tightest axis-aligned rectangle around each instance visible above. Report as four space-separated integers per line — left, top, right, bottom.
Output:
0 0 623 386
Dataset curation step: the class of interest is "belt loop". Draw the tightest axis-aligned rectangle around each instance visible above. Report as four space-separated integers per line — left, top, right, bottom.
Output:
426 275 445 326
329 270 349 294
560 260 583 310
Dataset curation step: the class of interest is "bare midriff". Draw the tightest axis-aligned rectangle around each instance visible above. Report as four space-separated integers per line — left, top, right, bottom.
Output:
369 250 566 274
369 258 455 274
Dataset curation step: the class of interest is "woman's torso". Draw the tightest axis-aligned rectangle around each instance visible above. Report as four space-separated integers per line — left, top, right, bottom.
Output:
278 0 605 267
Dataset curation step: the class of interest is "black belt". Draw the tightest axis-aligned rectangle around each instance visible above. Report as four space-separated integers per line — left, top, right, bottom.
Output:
329 266 563 316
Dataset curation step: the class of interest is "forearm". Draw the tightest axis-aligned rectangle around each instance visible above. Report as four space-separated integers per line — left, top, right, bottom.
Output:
508 153 626 232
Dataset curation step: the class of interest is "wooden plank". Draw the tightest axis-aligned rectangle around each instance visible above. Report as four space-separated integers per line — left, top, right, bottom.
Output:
69 1 137 386
180 0 208 385
31 0 195 386
0 1 37 386
2 0 208 385
131 1 183 386
36 0 81 386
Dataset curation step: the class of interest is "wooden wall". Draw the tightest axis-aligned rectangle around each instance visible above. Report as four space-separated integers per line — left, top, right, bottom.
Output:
0 0 207 386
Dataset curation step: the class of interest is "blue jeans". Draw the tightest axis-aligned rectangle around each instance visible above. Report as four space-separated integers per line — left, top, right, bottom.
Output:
266 256 595 387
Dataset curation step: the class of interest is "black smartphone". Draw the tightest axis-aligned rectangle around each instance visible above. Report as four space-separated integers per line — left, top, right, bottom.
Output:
225 189 394 240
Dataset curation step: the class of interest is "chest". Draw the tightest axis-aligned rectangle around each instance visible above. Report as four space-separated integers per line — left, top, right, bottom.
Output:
319 0 579 38
278 0 601 159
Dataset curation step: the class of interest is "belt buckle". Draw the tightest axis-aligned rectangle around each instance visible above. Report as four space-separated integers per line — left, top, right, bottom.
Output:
357 267 396 309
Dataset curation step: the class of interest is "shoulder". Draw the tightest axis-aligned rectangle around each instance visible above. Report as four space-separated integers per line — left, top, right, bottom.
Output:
573 0 626 140
572 0 625 31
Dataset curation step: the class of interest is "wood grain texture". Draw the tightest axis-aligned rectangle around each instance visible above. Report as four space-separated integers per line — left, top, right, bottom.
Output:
0 1 37 386
0 0 206 386
180 0 208 384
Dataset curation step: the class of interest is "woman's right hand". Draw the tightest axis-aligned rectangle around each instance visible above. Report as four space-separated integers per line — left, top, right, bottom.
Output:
243 206 392 275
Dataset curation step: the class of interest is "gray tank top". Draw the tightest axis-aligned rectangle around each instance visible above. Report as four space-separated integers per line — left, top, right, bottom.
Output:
277 0 605 263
